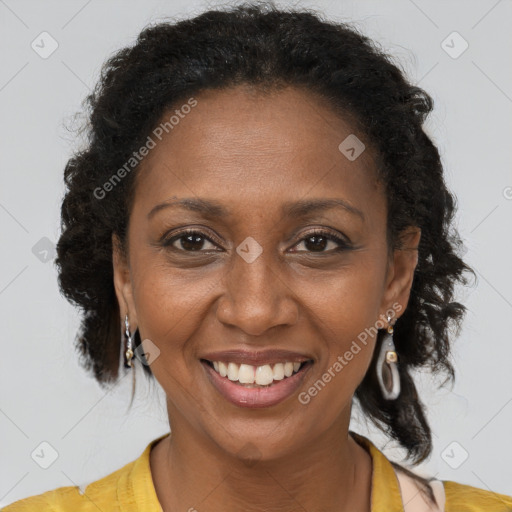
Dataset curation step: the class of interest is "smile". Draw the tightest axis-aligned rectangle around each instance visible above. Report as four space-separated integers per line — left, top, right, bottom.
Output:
201 358 314 408
210 360 306 386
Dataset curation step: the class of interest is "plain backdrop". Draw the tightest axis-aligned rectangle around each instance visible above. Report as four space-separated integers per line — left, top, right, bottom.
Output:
1 0 511 507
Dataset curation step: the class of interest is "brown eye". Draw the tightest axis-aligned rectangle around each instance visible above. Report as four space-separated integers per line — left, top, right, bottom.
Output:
290 229 350 253
164 230 219 252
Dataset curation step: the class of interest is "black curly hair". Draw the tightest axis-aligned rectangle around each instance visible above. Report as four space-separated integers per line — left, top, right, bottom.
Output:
55 0 475 482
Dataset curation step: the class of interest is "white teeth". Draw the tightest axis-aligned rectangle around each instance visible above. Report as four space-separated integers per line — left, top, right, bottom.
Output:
238 364 255 384
209 360 306 385
227 362 239 381
219 361 228 377
255 365 274 385
272 363 285 380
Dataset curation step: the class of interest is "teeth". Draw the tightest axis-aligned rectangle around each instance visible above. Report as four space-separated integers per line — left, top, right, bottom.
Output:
219 361 228 377
209 360 306 385
255 365 274 385
227 362 239 381
238 364 255 384
272 363 285 380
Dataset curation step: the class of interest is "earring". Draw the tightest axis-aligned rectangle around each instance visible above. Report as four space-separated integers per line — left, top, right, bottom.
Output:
376 313 400 400
124 314 134 368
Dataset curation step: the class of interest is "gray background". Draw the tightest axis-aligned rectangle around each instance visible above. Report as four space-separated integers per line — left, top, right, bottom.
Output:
1 0 511 506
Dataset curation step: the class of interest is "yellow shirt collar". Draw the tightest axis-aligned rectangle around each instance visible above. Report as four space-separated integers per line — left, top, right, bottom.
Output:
119 430 404 511
350 430 405 511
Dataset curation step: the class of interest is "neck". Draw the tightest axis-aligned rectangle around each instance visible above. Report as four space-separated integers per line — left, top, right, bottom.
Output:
150 416 372 512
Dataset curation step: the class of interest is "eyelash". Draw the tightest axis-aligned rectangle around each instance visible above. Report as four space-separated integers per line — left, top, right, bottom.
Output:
162 228 351 254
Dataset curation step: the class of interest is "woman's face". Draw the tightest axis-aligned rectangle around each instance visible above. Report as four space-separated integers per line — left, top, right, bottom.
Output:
113 85 419 461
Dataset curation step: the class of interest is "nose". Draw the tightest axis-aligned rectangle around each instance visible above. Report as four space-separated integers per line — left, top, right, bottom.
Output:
215 245 299 336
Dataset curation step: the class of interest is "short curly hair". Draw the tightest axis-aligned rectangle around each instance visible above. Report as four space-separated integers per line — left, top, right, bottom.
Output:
55 1 475 471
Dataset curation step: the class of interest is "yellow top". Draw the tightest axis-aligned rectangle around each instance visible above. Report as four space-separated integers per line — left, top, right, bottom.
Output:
3 431 512 511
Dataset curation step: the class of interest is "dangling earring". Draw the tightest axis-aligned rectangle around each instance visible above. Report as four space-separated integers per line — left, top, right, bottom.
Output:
376 313 400 400
124 314 134 368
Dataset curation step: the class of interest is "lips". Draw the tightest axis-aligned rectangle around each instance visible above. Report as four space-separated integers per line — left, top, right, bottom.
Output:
200 348 313 366
200 348 314 408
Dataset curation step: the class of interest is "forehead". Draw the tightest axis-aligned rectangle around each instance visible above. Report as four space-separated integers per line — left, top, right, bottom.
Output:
133 85 383 220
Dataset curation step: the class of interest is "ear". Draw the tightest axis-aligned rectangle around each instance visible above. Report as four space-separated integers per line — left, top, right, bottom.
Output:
112 233 138 329
379 226 421 322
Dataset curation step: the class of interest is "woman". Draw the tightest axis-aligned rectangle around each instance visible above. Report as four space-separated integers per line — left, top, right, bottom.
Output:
4 3 512 511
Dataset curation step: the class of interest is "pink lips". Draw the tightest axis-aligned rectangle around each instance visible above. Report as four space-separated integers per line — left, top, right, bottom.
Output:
200 351 313 409
200 348 312 366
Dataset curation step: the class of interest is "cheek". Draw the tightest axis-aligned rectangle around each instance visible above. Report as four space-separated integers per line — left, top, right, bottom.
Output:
296 257 385 406
297 303 379 428
303 255 386 345
129 260 218 378
133 250 219 327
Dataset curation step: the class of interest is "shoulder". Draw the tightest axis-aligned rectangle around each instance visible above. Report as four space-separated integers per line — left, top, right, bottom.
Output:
444 479 512 511
1 459 134 511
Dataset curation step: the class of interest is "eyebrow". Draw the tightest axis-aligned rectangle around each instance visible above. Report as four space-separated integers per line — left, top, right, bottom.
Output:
147 197 365 222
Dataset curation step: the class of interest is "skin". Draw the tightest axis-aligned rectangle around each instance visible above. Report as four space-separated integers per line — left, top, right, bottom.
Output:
112 84 420 512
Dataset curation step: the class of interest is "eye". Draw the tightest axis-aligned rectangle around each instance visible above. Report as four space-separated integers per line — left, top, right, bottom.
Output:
290 229 350 253
163 229 220 252
161 228 351 254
